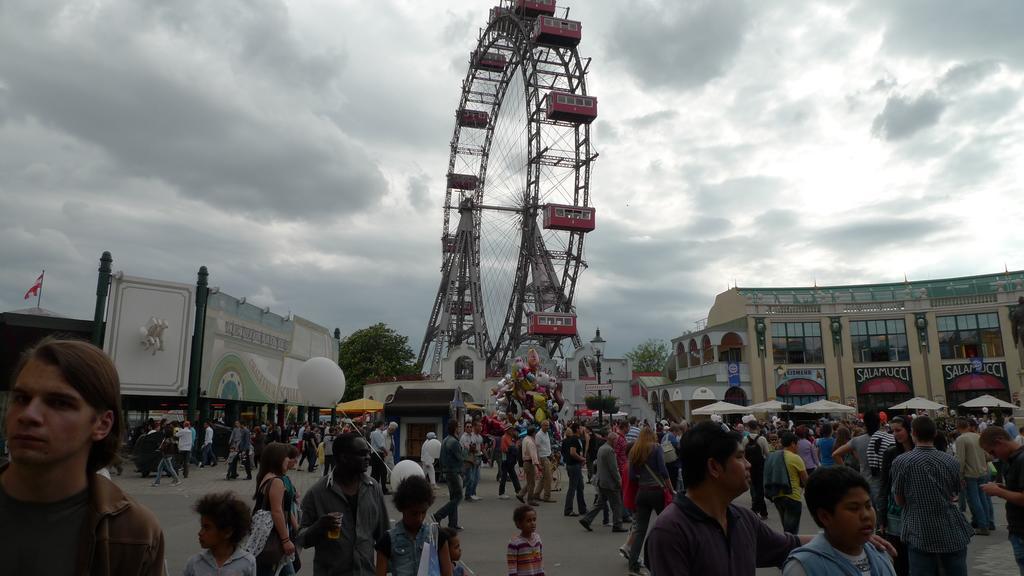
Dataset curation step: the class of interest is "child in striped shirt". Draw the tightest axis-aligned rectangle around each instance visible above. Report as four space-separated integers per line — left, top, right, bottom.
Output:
507 505 544 576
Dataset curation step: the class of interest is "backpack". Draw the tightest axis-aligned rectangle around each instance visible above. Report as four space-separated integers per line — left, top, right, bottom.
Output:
763 450 792 500
744 434 765 470
868 431 891 476
661 437 678 464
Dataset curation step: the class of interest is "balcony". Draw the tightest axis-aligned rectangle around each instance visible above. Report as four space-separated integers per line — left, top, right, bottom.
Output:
673 361 750 384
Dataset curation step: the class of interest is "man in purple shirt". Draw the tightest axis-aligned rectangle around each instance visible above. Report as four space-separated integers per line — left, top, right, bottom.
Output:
647 422 894 576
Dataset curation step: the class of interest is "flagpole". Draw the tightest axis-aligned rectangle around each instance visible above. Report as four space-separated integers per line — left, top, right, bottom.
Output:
37 270 44 310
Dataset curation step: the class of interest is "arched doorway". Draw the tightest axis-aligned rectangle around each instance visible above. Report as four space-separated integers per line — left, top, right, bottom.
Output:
455 356 474 380
725 386 747 406
649 391 661 419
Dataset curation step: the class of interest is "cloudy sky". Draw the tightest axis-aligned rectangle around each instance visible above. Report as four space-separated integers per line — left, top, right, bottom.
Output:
2 0 1023 358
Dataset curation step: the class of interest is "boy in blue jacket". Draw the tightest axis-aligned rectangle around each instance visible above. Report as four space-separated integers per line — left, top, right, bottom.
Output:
784 466 895 576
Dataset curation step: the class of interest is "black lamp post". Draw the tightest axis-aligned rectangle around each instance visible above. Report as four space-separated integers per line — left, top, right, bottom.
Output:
591 329 606 425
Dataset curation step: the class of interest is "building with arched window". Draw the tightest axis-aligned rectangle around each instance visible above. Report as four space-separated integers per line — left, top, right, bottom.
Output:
648 270 1024 419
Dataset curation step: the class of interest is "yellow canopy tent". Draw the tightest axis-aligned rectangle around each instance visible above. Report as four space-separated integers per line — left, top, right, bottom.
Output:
335 398 384 415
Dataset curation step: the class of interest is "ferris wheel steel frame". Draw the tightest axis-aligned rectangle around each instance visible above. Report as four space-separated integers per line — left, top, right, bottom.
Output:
419 1 596 376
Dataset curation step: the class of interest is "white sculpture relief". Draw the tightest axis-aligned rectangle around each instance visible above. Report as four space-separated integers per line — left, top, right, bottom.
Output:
139 317 169 355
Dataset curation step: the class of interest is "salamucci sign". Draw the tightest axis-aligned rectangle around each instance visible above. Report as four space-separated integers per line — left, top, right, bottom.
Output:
855 366 910 384
943 361 1006 383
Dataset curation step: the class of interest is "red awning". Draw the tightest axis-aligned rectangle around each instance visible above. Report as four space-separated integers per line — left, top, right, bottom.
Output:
777 378 826 396
949 373 1005 391
859 377 912 394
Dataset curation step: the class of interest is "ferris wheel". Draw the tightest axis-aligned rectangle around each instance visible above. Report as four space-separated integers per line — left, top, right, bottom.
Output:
419 0 599 376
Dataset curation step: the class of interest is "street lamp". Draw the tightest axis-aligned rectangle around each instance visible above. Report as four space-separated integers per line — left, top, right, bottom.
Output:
775 365 792 421
591 328 606 425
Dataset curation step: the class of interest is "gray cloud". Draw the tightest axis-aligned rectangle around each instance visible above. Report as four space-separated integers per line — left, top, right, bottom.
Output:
407 174 433 211
814 218 942 253
625 109 679 130
694 176 787 215
859 1 1024 65
871 92 946 141
940 61 1003 92
947 88 1021 126
0 1 386 222
937 133 1008 189
608 0 751 90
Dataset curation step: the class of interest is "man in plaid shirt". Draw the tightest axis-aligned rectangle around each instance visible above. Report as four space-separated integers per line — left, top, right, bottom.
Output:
892 416 972 576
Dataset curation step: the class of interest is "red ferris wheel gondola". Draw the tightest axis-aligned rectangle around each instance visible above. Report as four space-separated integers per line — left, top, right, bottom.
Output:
532 16 581 47
545 91 598 124
515 0 556 18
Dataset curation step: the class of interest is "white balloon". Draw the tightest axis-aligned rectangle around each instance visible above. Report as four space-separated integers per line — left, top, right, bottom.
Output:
390 459 426 489
421 438 442 461
297 357 347 407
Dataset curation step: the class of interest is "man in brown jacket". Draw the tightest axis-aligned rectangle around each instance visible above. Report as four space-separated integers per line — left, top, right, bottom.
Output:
0 338 164 575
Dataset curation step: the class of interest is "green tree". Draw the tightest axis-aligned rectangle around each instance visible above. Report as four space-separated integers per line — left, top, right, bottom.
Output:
338 323 419 401
584 395 618 414
625 338 670 373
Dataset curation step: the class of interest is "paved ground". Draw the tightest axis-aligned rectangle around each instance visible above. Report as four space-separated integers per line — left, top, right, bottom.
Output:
115 462 1021 575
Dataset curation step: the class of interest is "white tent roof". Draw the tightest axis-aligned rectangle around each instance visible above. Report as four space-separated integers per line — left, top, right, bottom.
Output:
798 399 856 414
691 401 749 415
746 399 788 413
960 394 1017 409
888 397 946 411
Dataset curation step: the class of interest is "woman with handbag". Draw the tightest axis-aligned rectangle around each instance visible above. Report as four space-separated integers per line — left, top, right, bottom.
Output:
252 442 297 576
626 426 673 576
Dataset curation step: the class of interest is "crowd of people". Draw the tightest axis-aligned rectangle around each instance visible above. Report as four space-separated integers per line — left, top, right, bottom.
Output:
4 338 1024 576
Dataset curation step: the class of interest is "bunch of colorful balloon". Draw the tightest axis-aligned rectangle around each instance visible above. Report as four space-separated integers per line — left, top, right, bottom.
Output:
491 348 566 423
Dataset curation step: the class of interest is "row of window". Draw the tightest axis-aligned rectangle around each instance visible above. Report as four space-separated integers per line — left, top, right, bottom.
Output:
539 17 580 30
476 53 505 64
554 94 595 107
536 315 573 326
938 312 1004 359
771 322 824 365
850 320 909 363
554 207 592 219
770 312 1007 365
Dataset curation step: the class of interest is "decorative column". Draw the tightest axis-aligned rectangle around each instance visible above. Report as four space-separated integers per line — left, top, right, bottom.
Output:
187 266 210 425
915 313 934 400
91 251 113 347
830 316 845 402
755 318 768 401
332 328 341 426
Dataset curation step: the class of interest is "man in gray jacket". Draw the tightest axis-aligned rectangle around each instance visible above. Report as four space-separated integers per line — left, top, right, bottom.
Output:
579 430 627 532
298 433 389 576
226 421 251 480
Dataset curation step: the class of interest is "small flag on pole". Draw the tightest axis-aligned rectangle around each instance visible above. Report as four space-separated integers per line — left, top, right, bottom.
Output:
24 272 44 300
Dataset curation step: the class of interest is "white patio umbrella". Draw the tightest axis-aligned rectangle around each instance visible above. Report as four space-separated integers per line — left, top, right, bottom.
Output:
691 401 749 415
746 399 788 413
888 397 946 411
959 394 1017 409
798 399 856 414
